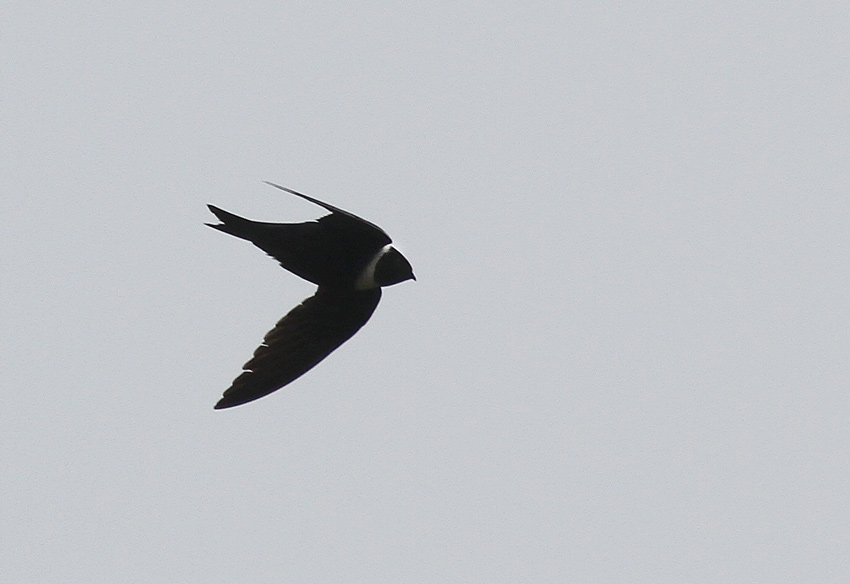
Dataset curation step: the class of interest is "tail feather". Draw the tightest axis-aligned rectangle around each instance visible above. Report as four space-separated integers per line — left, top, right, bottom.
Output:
206 205 258 241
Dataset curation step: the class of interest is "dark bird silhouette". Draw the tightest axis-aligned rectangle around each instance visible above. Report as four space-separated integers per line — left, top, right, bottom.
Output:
207 182 415 409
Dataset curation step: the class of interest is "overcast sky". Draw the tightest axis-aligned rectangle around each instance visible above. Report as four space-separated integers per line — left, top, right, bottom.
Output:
3 2 850 582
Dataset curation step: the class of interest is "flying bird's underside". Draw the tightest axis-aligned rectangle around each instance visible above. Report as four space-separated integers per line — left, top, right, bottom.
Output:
207 182 415 409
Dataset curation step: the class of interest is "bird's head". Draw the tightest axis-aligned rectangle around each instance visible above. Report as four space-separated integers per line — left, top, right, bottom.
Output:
374 246 415 286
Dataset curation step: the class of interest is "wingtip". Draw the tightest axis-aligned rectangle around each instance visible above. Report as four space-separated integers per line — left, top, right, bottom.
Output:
213 397 238 410
263 181 298 196
214 389 258 410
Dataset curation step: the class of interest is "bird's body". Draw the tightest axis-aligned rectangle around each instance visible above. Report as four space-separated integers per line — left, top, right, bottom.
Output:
207 183 414 409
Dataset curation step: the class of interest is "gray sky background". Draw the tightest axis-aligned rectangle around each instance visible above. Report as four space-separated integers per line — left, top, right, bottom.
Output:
3 3 849 582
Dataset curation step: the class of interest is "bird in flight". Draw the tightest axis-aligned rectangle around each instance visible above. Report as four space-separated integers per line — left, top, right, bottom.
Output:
207 182 415 409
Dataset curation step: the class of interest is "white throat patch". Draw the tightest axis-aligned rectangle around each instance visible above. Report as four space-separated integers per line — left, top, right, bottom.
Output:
355 245 393 290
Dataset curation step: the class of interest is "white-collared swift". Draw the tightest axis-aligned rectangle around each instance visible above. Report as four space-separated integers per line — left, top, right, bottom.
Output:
207 182 415 409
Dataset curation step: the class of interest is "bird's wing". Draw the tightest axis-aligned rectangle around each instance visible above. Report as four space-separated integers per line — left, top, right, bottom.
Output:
214 287 382 409
263 182 391 246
